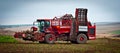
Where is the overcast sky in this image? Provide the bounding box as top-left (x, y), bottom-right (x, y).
top-left (0, 0), bottom-right (120, 25)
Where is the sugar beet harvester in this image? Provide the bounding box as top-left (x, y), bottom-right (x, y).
top-left (14, 8), bottom-right (96, 44)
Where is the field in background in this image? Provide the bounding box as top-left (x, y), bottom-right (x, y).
top-left (0, 35), bottom-right (120, 53)
top-left (111, 30), bottom-right (120, 35)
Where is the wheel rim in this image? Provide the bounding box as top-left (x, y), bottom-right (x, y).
top-left (80, 37), bottom-right (84, 41)
top-left (49, 37), bottom-right (53, 41)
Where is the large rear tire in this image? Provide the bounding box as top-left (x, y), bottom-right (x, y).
top-left (45, 34), bottom-right (55, 44)
top-left (76, 33), bottom-right (87, 44)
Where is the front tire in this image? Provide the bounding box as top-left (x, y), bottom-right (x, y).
top-left (76, 33), bottom-right (87, 44)
top-left (45, 34), bottom-right (55, 44)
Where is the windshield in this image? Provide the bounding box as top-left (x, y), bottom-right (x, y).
top-left (38, 20), bottom-right (50, 32)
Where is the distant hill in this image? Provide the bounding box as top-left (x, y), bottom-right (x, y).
top-left (0, 24), bottom-right (33, 29)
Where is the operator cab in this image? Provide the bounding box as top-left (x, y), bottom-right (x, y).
top-left (37, 20), bottom-right (50, 32)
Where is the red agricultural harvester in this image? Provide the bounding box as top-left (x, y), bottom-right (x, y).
top-left (14, 8), bottom-right (96, 44)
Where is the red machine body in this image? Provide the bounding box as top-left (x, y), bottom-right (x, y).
top-left (14, 8), bottom-right (96, 44)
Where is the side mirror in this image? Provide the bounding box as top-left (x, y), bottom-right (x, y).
top-left (33, 21), bottom-right (36, 26)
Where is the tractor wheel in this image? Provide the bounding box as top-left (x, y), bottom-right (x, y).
top-left (45, 34), bottom-right (55, 44)
top-left (76, 33), bottom-right (87, 44)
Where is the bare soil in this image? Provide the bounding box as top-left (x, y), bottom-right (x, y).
top-left (96, 24), bottom-right (120, 38)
